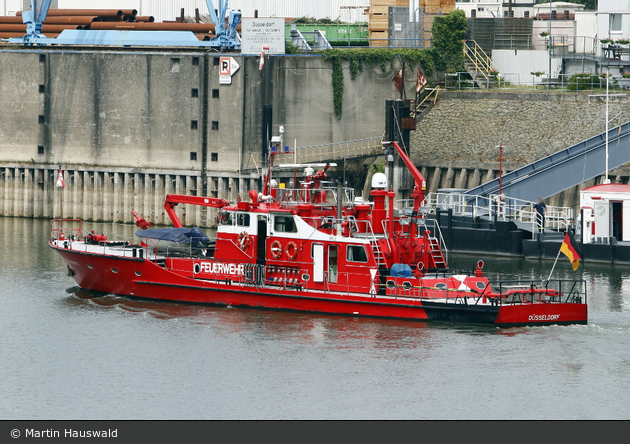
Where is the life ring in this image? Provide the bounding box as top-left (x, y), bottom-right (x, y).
top-left (59, 232), bottom-right (65, 240)
top-left (237, 231), bottom-right (251, 251)
top-left (270, 240), bottom-right (283, 259)
top-left (285, 241), bottom-right (298, 261)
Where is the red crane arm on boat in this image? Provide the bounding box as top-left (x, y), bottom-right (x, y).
top-left (164, 194), bottom-right (230, 228)
top-left (388, 141), bottom-right (427, 210)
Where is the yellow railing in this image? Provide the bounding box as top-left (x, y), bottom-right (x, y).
top-left (413, 85), bottom-right (441, 117)
top-left (463, 40), bottom-right (499, 81)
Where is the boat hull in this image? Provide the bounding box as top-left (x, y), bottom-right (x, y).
top-left (53, 244), bottom-right (587, 328)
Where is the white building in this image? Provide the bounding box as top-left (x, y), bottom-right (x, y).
top-left (580, 184), bottom-right (630, 244)
top-left (456, 0), bottom-right (586, 19)
top-left (596, 0), bottom-right (630, 42)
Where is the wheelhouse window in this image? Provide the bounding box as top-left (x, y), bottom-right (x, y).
top-left (347, 245), bottom-right (368, 263)
top-left (274, 215), bottom-right (297, 233)
top-left (236, 213), bottom-right (250, 227)
top-left (218, 211), bottom-right (234, 225)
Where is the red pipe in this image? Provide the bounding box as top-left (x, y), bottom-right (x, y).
top-left (0, 16), bottom-right (100, 24)
top-left (88, 21), bottom-right (240, 32)
top-left (17, 9), bottom-right (136, 18)
top-left (0, 24), bottom-right (80, 32)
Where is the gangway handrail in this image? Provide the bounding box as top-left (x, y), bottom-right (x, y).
top-left (464, 120), bottom-right (630, 202)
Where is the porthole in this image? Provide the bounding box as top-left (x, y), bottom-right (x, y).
top-left (135, 271), bottom-right (141, 276)
top-left (435, 282), bottom-right (447, 290)
top-left (476, 282), bottom-right (486, 290)
top-left (386, 280), bottom-right (396, 289)
top-left (87, 264), bottom-right (93, 269)
top-left (111, 268), bottom-right (118, 273)
top-left (402, 281), bottom-right (412, 289)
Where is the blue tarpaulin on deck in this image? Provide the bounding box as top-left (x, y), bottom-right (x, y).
top-left (135, 227), bottom-right (210, 245)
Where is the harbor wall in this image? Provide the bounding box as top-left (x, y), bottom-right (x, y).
top-left (0, 49), bottom-right (408, 224)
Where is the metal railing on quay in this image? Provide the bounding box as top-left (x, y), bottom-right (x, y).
top-left (425, 192), bottom-right (573, 232)
top-left (273, 136), bottom-right (384, 165)
top-left (444, 71), bottom-right (630, 94)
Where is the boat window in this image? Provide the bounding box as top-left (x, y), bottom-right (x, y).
top-left (236, 213), bottom-right (250, 227)
top-left (347, 245), bottom-right (368, 263)
top-left (435, 282), bottom-right (447, 290)
top-left (218, 211), bottom-right (233, 225)
top-left (476, 282), bottom-right (486, 290)
top-left (274, 215), bottom-right (297, 233)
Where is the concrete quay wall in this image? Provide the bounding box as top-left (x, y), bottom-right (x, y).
top-left (0, 50), bottom-right (406, 223)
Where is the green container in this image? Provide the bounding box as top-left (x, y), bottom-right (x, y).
top-left (286, 23), bottom-right (369, 46)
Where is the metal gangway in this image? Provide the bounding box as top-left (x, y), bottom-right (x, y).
top-left (424, 192), bottom-right (574, 234)
top-left (465, 121), bottom-right (630, 203)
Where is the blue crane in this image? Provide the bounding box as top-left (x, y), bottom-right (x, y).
top-left (20, 0), bottom-right (53, 44)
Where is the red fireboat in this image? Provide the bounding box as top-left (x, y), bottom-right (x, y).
top-left (50, 142), bottom-right (587, 327)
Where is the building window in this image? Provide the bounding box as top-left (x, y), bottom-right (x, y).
top-left (37, 146), bottom-right (44, 154)
top-left (38, 115), bottom-right (45, 124)
top-left (39, 84), bottom-right (45, 93)
top-left (170, 58), bottom-right (180, 73)
top-left (213, 57), bottom-right (220, 66)
top-left (211, 152), bottom-right (218, 161)
top-left (611, 14), bottom-right (622, 32)
top-left (190, 152), bottom-right (197, 161)
top-left (191, 120), bottom-right (198, 130)
top-left (524, 11), bottom-right (530, 18)
top-left (212, 89), bottom-right (219, 98)
top-left (191, 88), bottom-right (199, 98)
top-left (211, 121), bottom-right (219, 131)
top-left (471, 9), bottom-right (476, 18)
top-left (192, 57), bottom-right (199, 66)
top-left (39, 54), bottom-right (45, 63)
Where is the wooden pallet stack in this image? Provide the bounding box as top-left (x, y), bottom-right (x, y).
top-left (368, 0), bottom-right (455, 47)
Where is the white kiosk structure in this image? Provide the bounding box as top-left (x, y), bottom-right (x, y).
top-left (580, 183), bottom-right (630, 244)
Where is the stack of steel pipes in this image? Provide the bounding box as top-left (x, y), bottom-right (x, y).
top-left (0, 8), bottom-right (234, 41)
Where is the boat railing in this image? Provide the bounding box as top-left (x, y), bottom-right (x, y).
top-left (274, 185), bottom-right (355, 208)
top-left (379, 278), bottom-right (586, 305)
top-left (50, 219), bottom-right (84, 243)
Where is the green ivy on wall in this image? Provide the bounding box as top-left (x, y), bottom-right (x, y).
top-left (317, 48), bottom-right (435, 120)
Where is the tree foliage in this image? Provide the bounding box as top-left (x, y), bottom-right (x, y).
top-left (318, 48), bottom-right (435, 119)
top-left (430, 9), bottom-right (468, 72)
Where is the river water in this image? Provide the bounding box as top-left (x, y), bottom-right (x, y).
top-left (1, 217), bottom-right (630, 420)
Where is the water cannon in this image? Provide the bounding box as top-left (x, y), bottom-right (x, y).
top-left (132, 210), bottom-right (153, 230)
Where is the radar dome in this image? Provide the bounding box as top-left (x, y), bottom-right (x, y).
top-left (371, 173), bottom-right (388, 189)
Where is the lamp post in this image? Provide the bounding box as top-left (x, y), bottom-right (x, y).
top-left (604, 71), bottom-right (611, 184)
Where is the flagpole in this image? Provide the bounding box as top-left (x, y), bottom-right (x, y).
top-left (546, 247), bottom-right (562, 284)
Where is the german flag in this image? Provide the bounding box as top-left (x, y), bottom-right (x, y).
top-left (560, 233), bottom-right (582, 270)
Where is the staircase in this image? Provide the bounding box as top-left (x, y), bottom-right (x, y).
top-left (463, 40), bottom-right (499, 89)
top-left (370, 239), bottom-right (387, 268)
top-left (427, 237), bottom-right (447, 269)
top-left (412, 86), bottom-right (441, 122)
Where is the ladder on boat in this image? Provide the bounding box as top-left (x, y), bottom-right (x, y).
top-left (370, 239), bottom-right (388, 268)
top-left (428, 237), bottom-right (447, 269)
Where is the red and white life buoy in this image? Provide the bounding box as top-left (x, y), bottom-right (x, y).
top-left (285, 241), bottom-right (298, 261)
top-left (271, 240), bottom-right (283, 259)
top-left (238, 231), bottom-right (251, 251)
